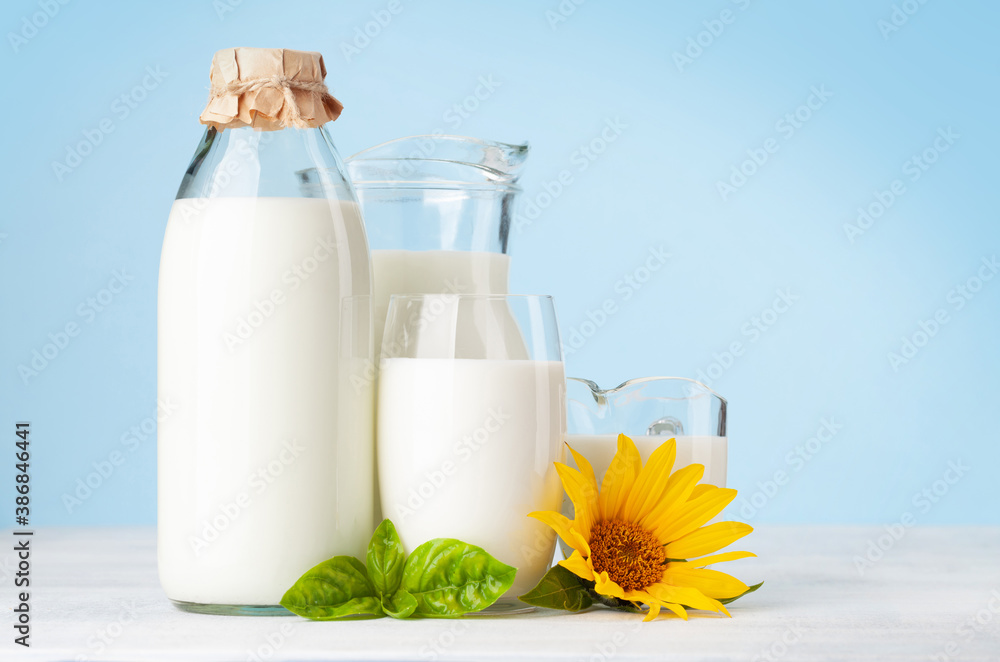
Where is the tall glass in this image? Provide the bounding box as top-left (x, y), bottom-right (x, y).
top-left (377, 294), bottom-right (565, 612)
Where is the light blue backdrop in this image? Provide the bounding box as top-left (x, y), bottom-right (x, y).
top-left (1, 0), bottom-right (996, 527)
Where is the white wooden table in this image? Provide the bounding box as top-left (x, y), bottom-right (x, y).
top-left (2, 526), bottom-right (999, 661)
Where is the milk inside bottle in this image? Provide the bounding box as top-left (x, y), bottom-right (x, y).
top-left (157, 48), bottom-right (374, 614)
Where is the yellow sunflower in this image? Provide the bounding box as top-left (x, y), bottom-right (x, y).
top-left (529, 434), bottom-right (755, 621)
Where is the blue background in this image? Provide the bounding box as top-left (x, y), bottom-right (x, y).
top-left (1, 0), bottom-right (996, 527)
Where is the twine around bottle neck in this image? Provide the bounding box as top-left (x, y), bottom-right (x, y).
top-left (208, 75), bottom-right (336, 129)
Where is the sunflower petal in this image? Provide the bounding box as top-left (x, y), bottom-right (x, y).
top-left (558, 550), bottom-right (595, 582)
top-left (621, 434), bottom-right (643, 475)
top-left (621, 437), bottom-right (676, 522)
top-left (688, 484), bottom-right (715, 499)
top-left (599, 434), bottom-right (642, 520)
top-left (625, 589), bottom-right (690, 620)
top-left (647, 583), bottom-right (730, 617)
top-left (566, 442), bottom-right (599, 497)
top-left (639, 463), bottom-right (704, 531)
top-left (687, 550), bottom-right (756, 567)
top-left (660, 601), bottom-right (688, 620)
top-left (662, 565), bottom-right (749, 600)
top-left (554, 462), bottom-right (598, 539)
top-left (621, 590), bottom-right (665, 621)
top-left (622, 588), bottom-right (651, 602)
top-left (653, 486), bottom-right (738, 543)
top-left (569, 528), bottom-right (592, 558)
top-left (528, 510), bottom-right (578, 551)
top-left (594, 571), bottom-right (626, 599)
top-left (664, 521), bottom-right (753, 559)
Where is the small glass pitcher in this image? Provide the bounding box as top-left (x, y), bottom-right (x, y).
top-left (565, 376), bottom-right (728, 488)
top-left (559, 376), bottom-right (728, 558)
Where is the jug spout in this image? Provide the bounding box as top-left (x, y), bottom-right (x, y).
top-left (345, 135), bottom-right (528, 189)
top-left (567, 376), bottom-right (728, 438)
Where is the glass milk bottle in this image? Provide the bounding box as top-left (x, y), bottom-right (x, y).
top-left (158, 48), bottom-right (374, 614)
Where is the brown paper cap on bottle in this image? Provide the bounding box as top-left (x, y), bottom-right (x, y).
top-left (199, 47), bottom-right (343, 131)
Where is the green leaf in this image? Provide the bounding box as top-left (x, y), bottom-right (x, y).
top-left (367, 519), bottom-right (406, 597)
top-left (518, 564), bottom-right (594, 612)
top-left (718, 581), bottom-right (763, 606)
top-left (402, 538), bottom-right (517, 617)
top-left (280, 556), bottom-right (384, 620)
top-left (383, 589), bottom-right (418, 619)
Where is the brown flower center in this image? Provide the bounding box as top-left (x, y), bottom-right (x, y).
top-left (588, 519), bottom-right (666, 592)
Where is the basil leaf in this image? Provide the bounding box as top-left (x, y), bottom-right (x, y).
top-left (367, 519), bottom-right (406, 597)
top-left (518, 564), bottom-right (594, 612)
top-left (718, 581), bottom-right (763, 605)
top-left (402, 538), bottom-right (517, 617)
top-left (383, 588), bottom-right (418, 619)
top-left (280, 556), bottom-right (384, 620)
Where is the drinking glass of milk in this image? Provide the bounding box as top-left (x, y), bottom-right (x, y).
top-left (377, 294), bottom-right (566, 612)
top-left (560, 377), bottom-right (728, 554)
top-left (158, 48), bottom-right (375, 615)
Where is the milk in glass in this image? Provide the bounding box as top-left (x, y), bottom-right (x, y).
top-left (564, 434), bottom-right (728, 487)
top-left (376, 294), bottom-right (564, 611)
top-left (378, 358), bottom-right (565, 599)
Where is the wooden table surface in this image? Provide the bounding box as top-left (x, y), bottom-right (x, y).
top-left (2, 526), bottom-right (999, 661)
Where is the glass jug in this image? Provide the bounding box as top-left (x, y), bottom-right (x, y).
top-left (340, 135), bottom-right (528, 357)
